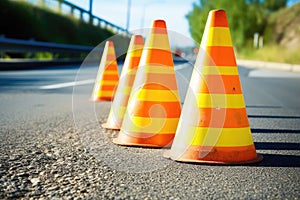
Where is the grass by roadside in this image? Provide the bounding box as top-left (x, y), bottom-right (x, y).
top-left (237, 45), bottom-right (300, 64)
top-left (0, 0), bottom-right (113, 46)
top-left (236, 2), bottom-right (300, 65)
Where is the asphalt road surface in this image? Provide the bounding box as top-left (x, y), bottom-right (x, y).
top-left (0, 60), bottom-right (300, 199)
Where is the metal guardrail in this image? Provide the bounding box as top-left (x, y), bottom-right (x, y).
top-left (0, 37), bottom-right (96, 54)
top-left (60, 0), bottom-right (128, 34)
top-left (21, 0), bottom-right (128, 35)
top-left (0, 36), bottom-right (188, 70)
top-left (0, 37), bottom-right (102, 69)
top-left (0, 37), bottom-right (132, 70)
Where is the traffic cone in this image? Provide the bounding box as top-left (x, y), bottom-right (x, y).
top-left (164, 10), bottom-right (263, 164)
top-left (102, 35), bottom-right (144, 130)
top-left (90, 41), bottom-right (119, 101)
top-left (113, 20), bottom-right (181, 147)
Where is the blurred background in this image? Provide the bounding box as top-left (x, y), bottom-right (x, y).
top-left (0, 0), bottom-right (299, 64)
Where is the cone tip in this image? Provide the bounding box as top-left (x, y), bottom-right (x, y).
top-left (152, 19), bottom-right (166, 29)
top-left (106, 40), bottom-right (114, 47)
top-left (209, 9), bottom-right (228, 27)
top-left (132, 35), bottom-right (144, 45)
top-left (210, 9), bottom-right (226, 15)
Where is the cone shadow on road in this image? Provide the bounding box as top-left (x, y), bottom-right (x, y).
top-left (254, 142), bottom-right (300, 167)
top-left (255, 142), bottom-right (300, 150)
top-left (167, 153), bottom-right (300, 167)
top-left (254, 154), bottom-right (300, 167)
top-left (248, 115), bottom-right (300, 119)
top-left (246, 105), bottom-right (282, 109)
top-left (251, 128), bottom-right (300, 134)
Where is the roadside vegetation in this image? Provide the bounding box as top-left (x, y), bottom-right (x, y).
top-left (187, 0), bottom-right (300, 64)
top-left (0, 0), bottom-right (129, 59)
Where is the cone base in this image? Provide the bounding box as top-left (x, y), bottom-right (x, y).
top-left (163, 150), bottom-right (263, 165)
top-left (112, 137), bottom-right (172, 148)
top-left (102, 123), bottom-right (121, 130)
top-left (89, 97), bottom-right (113, 102)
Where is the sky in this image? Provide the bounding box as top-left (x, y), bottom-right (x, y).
top-left (68, 0), bottom-right (197, 47)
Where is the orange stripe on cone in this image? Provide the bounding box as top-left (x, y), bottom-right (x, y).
top-left (129, 101), bottom-right (181, 118)
top-left (140, 49), bottom-right (174, 66)
top-left (100, 85), bottom-right (117, 91)
top-left (113, 20), bottom-right (181, 147)
top-left (102, 35), bottom-right (144, 130)
top-left (90, 41), bottom-right (119, 102)
top-left (196, 108), bottom-right (249, 128)
top-left (164, 10), bottom-right (262, 164)
top-left (101, 74), bottom-right (119, 81)
top-left (128, 57), bottom-right (142, 68)
top-left (191, 74), bottom-right (243, 94)
top-left (205, 46), bottom-right (236, 66)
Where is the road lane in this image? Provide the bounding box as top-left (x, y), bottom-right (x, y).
top-left (0, 62), bottom-right (299, 199)
top-left (39, 79), bottom-right (95, 90)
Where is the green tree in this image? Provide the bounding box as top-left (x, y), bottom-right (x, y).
top-left (186, 0), bottom-right (267, 49)
top-left (186, 0), bottom-right (211, 44)
top-left (264, 0), bottom-right (287, 11)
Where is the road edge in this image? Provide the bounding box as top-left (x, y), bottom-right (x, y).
top-left (237, 59), bottom-right (300, 73)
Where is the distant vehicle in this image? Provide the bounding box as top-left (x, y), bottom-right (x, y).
top-left (193, 47), bottom-right (199, 54)
top-left (174, 48), bottom-right (183, 57)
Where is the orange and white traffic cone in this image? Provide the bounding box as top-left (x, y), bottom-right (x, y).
top-left (113, 20), bottom-right (181, 147)
top-left (90, 41), bottom-right (119, 101)
top-left (102, 35), bottom-right (144, 130)
top-left (164, 10), bottom-right (263, 164)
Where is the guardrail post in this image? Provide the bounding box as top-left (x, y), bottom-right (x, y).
top-left (89, 15), bottom-right (93, 25)
top-left (80, 10), bottom-right (83, 21)
top-left (89, 0), bottom-right (93, 24)
top-left (70, 5), bottom-right (74, 17)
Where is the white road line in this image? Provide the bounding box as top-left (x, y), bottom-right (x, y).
top-left (39, 79), bottom-right (95, 89)
top-left (39, 64), bottom-right (191, 90)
